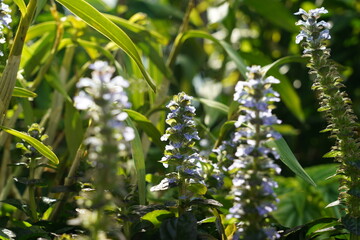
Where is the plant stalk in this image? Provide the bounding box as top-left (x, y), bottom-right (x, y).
top-left (0, 0), bottom-right (38, 125)
top-left (28, 158), bottom-right (38, 222)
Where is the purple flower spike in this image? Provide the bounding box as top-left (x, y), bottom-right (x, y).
top-left (226, 65), bottom-right (282, 239)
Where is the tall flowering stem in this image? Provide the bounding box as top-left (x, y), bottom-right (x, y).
top-left (73, 61), bottom-right (135, 239)
top-left (295, 8), bottom-right (360, 235)
top-left (227, 66), bottom-right (281, 240)
top-left (151, 92), bottom-right (204, 215)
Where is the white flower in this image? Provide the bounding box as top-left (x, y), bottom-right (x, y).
top-left (294, 7), bottom-right (331, 49)
top-left (74, 61), bottom-right (134, 157)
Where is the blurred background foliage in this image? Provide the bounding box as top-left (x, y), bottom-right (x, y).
top-left (1, 0), bottom-right (360, 232)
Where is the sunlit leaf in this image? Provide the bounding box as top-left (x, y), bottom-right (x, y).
top-left (0, 126), bottom-right (59, 165)
top-left (181, 30), bottom-right (247, 77)
top-left (266, 137), bottom-right (316, 186)
top-left (14, 0), bottom-right (27, 17)
top-left (124, 109), bottom-right (165, 149)
top-left (262, 56), bottom-right (307, 75)
top-left (197, 98), bottom-right (229, 114)
top-left (55, 0), bottom-right (156, 92)
top-left (125, 117), bottom-right (146, 205)
top-left (142, 210), bottom-right (173, 228)
top-left (12, 87), bottom-right (37, 98)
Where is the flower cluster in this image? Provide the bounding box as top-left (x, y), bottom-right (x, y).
top-left (0, 1), bottom-right (11, 56)
top-left (73, 61), bottom-right (134, 238)
top-left (151, 92), bottom-right (205, 206)
top-left (294, 7), bottom-right (330, 54)
top-left (227, 66), bottom-right (281, 240)
top-left (74, 61), bottom-right (134, 156)
top-left (295, 8), bottom-right (360, 227)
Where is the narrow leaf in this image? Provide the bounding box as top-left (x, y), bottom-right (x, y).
top-left (180, 30), bottom-right (247, 76)
top-left (266, 137), bottom-right (316, 186)
top-left (0, 126), bottom-right (59, 165)
top-left (124, 109), bottom-right (165, 149)
top-left (262, 56), bottom-right (307, 76)
top-left (323, 150), bottom-right (342, 158)
top-left (14, 0), bottom-right (27, 17)
top-left (125, 118), bottom-right (146, 205)
top-left (142, 210), bottom-right (173, 228)
top-left (55, 0), bottom-right (156, 92)
top-left (197, 98), bottom-right (229, 114)
top-left (104, 13), bottom-right (167, 44)
top-left (214, 121), bottom-right (236, 149)
top-left (64, 102), bottom-right (85, 159)
top-left (12, 87), bottom-right (37, 98)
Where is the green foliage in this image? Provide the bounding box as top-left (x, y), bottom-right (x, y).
top-left (0, 126), bottom-right (59, 165)
top-left (1, 0), bottom-right (360, 239)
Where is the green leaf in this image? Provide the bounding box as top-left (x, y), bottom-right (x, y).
top-left (0, 126), bottom-right (59, 165)
top-left (266, 137), bottom-right (316, 186)
top-left (64, 102), bottom-right (85, 159)
top-left (262, 56), bottom-right (307, 76)
top-left (197, 98), bottom-right (229, 115)
top-left (214, 121), bottom-right (236, 149)
top-left (77, 38), bottom-right (115, 62)
top-left (142, 210), bottom-right (173, 228)
top-left (0, 199), bottom-right (30, 216)
top-left (104, 13), bottom-right (167, 44)
top-left (125, 117), bottom-right (146, 205)
top-left (188, 183), bottom-right (207, 195)
top-left (27, 22), bottom-right (57, 41)
top-left (14, 0), bottom-right (27, 17)
top-left (12, 87), bottom-right (37, 98)
top-left (181, 30), bottom-right (247, 77)
top-left (124, 109), bottom-right (165, 149)
top-left (55, 0), bottom-right (156, 92)
top-left (281, 217), bottom-right (345, 239)
top-left (243, 0), bottom-right (298, 32)
top-left (190, 199), bottom-right (223, 208)
top-left (323, 150), bottom-right (342, 158)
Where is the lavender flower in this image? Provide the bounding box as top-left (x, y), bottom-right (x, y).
top-left (151, 92), bottom-right (206, 213)
top-left (73, 61), bottom-right (134, 238)
top-left (227, 66), bottom-right (281, 240)
top-left (0, 1), bottom-right (11, 56)
top-left (74, 61), bottom-right (134, 157)
top-left (294, 7), bottom-right (330, 54)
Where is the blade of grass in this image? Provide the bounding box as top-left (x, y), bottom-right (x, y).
top-left (14, 0), bottom-right (27, 17)
top-left (266, 137), bottom-right (316, 187)
top-left (12, 87), bottom-right (37, 98)
top-left (55, 0), bottom-right (156, 92)
top-left (0, 126), bottom-right (59, 165)
top-left (125, 118), bottom-right (146, 205)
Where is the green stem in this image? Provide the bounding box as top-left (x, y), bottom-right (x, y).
top-left (28, 158), bottom-right (38, 222)
top-left (178, 179), bottom-right (186, 216)
top-left (166, 0), bottom-right (194, 68)
top-left (48, 145), bottom-right (84, 221)
top-left (0, 0), bottom-right (38, 125)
